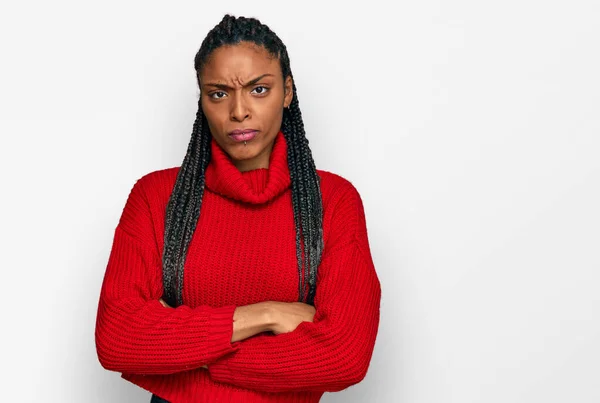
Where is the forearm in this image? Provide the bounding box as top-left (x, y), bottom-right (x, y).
top-left (162, 299), bottom-right (274, 342)
top-left (161, 299), bottom-right (275, 369)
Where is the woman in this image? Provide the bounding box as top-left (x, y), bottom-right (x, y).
top-left (95, 14), bottom-right (381, 403)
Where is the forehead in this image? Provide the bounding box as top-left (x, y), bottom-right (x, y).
top-left (200, 41), bottom-right (280, 83)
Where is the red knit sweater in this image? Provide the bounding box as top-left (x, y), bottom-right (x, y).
top-left (95, 130), bottom-right (381, 402)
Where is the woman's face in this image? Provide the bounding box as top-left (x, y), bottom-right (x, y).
top-left (198, 41), bottom-right (293, 172)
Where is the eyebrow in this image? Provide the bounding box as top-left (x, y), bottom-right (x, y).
top-left (204, 73), bottom-right (275, 90)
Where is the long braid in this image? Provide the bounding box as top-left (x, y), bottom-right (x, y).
top-left (162, 14), bottom-right (324, 307)
top-left (281, 81), bottom-right (324, 304)
top-left (162, 97), bottom-right (212, 307)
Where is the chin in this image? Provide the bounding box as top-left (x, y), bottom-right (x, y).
top-left (228, 142), bottom-right (259, 158)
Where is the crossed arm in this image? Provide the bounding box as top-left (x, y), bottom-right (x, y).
top-left (157, 297), bottom-right (317, 370)
top-left (155, 236), bottom-right (380, 394)
top-left (96, 176), bottom-right (381, 392)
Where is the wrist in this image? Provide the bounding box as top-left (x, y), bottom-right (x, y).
top-left (261, 301), bottom-right (278, 332)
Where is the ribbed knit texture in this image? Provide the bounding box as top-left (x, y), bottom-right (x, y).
top-left (95, 130), bottom-right (382, 402)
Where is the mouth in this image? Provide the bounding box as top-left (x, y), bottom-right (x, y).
top-left (228, 129), bottom-right (258, 143)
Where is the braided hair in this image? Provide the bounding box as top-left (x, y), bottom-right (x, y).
top-left (161, 14), bottom-right (324, 308)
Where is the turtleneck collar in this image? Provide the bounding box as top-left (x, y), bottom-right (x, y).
top-left (204, 130), bottom-right (291, 204)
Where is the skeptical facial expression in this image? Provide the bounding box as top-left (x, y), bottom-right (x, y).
top-left (198, 41), bottom-right (293, 172)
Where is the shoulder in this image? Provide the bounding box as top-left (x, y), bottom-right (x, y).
top-left (136, 166), bottom-right (180, 189)
top-left (317, 169), bottom-right (369, 250)
top-left (316, 169), bottom-right (364, 210)
top-left (130, 166), bottom-right (180, 200)
top-left (121, 167), bottom-right (180, 218)
top-left (118, 167), bottom-right (180, 240)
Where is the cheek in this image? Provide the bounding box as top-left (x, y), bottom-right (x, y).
top-left (201, 100), bottom-right (224, 124)
top-left (256, 96), bottom-right (283, 117)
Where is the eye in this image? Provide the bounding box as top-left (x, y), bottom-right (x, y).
top-left (210, 91), bottom-right (227, 99)
top-left (251, 86), bottom-right (269, 95)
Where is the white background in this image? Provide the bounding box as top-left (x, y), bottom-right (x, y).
top-left (1, 1), bottom-right (599, 402)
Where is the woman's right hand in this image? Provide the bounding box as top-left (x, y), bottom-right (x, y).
top-left (267, 301), bottom-right (316, 335)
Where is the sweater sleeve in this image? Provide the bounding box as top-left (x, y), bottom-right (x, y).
top-left (206, 182), bottom-right (381, 393)
top-left (94, 175), bottom-right (241, 375)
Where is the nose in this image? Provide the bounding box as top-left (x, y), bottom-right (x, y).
top-left (230, 92), bottom-right (250, 122)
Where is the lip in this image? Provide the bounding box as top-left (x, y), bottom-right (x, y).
top-left (229, 129), bottom-right (258, 135)
top-left (228, 129), bottom-right (258, 143)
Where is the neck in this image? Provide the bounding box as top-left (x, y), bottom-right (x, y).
top-left (204, 129), bottom-right (291, 204)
